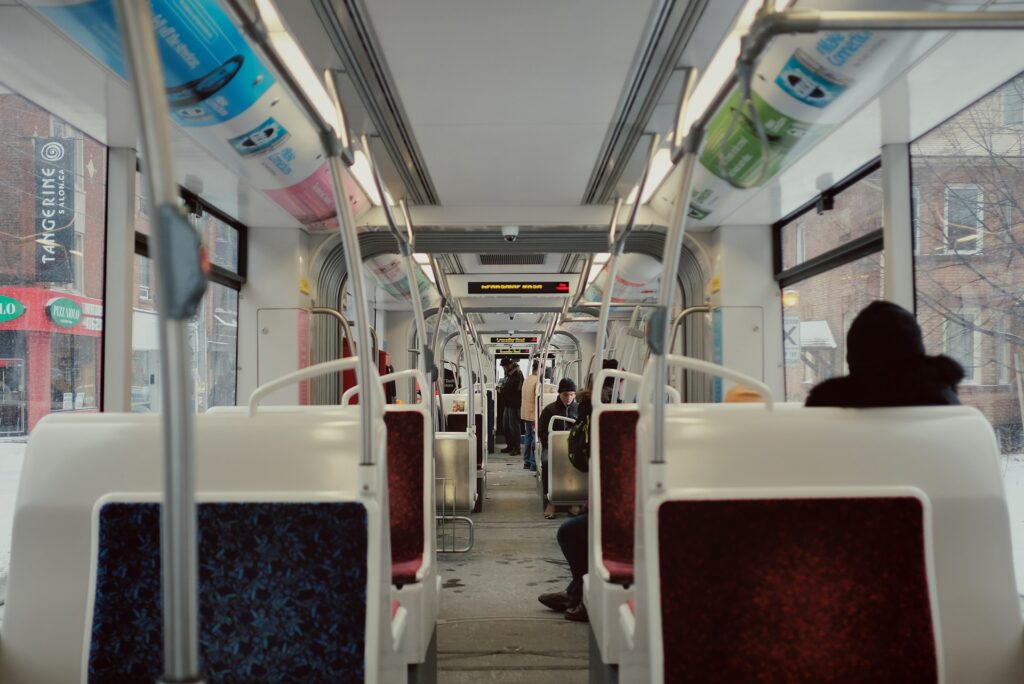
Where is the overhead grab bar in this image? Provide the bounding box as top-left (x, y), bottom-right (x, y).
top-left (343, 368), bottom-right (428, 405)
top-left (113, 1), bottom-right (208, 681)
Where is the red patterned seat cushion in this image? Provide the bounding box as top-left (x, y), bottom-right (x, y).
top-left (385, 411), bottom-right (425, 585)
top-left (657, 497), bottom-right (938, 683)
top-left (598, 410), bottom-right (638, 586)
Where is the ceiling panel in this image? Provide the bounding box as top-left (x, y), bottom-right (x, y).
top-left (362, 0), bottom-right (657, 206)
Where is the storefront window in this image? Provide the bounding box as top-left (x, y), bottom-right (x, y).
top-left (781, 253), bottom-right (883, 403)
top-left (0, 87), bottom-right (106, 436)
top-left (912, 70), bottom-right (1024, 589)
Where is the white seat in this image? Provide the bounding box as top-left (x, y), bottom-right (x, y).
top-left (0, 409), bottom-right (402, 684)
top-left (623, 403), bottom-right (1024, 684)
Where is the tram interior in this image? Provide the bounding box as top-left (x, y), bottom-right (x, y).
top-left (1, 0), bottom-right (1024, 682)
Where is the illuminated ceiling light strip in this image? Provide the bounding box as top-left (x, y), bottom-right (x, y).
top-left (678, 0), bottom-right (791, 140)
top-left (349, 150), bottom-right (383, 206)
top-left (254, 0), bottom-right (337, 133)
top-left (640, 148), bottom-right (674, 204)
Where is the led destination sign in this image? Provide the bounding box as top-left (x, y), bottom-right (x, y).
top-left (493, 348), bottom-right (531, 355)
top-left (490, 336), bottom-right (538, 345)
top-left (468, 281), bottom-right (570, 295)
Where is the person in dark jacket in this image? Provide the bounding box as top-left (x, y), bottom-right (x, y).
top-left (806, 301), bottom-right (965, 408)
top-left (538, 378), bottom-right (578, 519)
top-left (500, 358), bottom-right (524, 455)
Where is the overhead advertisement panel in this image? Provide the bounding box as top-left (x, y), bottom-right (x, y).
top-left (31, 0), bottom-right (340, 230)
top-left (468, 281), bottom-right (570, 295)
top-left (684, 1), bottom-right (947, 224)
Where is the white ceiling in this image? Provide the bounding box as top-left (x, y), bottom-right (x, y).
top-left (361, 0), bottom-right (657, 207)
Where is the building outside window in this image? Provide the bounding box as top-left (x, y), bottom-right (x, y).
top-left (0, 87), bottom-right (106, 437)
top-left (944, 184), bottom-right (984, 255)
top-left (131, 191), bottom-right (242, 414)
top-left (778, 166), bottom-right (884, 402)
top-left (913, 70), bottom-right (1024, 454)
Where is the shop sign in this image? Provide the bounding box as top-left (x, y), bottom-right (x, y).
top-left (46, 297), bottom-right (82, 328)
top-left (0, 295), bottom-right (26, 324)
top-left (34, 138), bottom-right (76, 283)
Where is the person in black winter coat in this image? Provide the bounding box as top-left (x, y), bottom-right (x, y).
top-left (538, 378), bottom-right (578, 518)
top-left (806, 301), bottom-right (965, 408)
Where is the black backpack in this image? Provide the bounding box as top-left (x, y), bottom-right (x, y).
top-left (567, 412), bottom-right (591, 472)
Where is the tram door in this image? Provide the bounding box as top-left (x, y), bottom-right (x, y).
top-left (0, 359), bottom-right (26, 436)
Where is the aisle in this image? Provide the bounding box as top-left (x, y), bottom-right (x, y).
top-left (436, 451), bottom-right (588, 683)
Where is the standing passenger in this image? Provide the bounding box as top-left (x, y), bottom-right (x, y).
top-left (806, 301), bottom-right (965, 407)
top-left (500, 358), bottom-right (524, 455)
top-left (520, 359), bottom-right (540, 471)
top-left (538, 378), bottom-right (578, 519)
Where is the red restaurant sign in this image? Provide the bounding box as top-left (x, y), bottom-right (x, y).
top-left (0, 287), bottom-right (102, 337)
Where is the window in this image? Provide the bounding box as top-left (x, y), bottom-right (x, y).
top-left (132, 183), bottom-right (244, 413)
top-left (780, 253), bottom-right (883, 403)
top-left (137, 255), bottom-right (152, 301)
top-left (779, 165), bottom-right (883, 270)
top-left (996, 314), bottom-right (1011, 387)
top-left (912, 70), bottom-right (1024, 591)
top-left (911, 186), bottom-right (921, 255)
top-left (942, 312), bottom-right (980, 385)
top-left (0, 88), bottom-right (106, 437)
top-left (1003, 79), bottom-right (1024, 126)
top-left (944, 184), bottom-right (984, 255)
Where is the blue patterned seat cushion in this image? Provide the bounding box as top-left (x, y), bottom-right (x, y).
top-left (89, 502), bottom-right (368, 683)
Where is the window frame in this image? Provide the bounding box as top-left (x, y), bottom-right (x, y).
top-left (1003, 82), bottom-right (1024, 126)
top-left (773, 158), bottom-right (883, 287)
top-left (942, 183), bottom-right (984, 256)
top-left (942, 309), bottom-right (982, 385)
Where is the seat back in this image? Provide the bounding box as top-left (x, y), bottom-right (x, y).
top-left (638, 404), bottom-right (1024, 684)
top-left (435, 432), bottom-right (475, 513)
top-left (657, 494), bottom-right (937, 683)
top-left (1, 410), bottom-right (388, 684)
top-left (592, 406), bottom-right (638, 584)
top-left (385, 405), bottom-right (431, 585)
top-left (547, 417), bottom-right (587, 505)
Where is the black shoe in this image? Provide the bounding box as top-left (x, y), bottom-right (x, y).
top-left (523, 463), bottom-right (531, 469)
top-left (509, 450), bottom-right (521, 456)
top-left (565, 602), bottom-right (589, 622)
top-left (500, 447), bottom-right (514, 454)
top-left (538, 591), bottom-right (576, 612)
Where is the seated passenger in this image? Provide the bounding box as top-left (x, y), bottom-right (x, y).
top-left (538, 389), bottom-right (592, 622)
top-left (538, 378), bottom-right (578, 519)
top-left (806, 301), bottom-right (965, 408)
top-left (599, 358), bottom-right (619, 404)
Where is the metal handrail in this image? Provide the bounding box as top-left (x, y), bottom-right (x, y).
top-left (113, 1), bottom-right (207, 680)
top-left (254, 357), bottom-right (383, 414)
top-left (323, 73), bottom-right (376, 467)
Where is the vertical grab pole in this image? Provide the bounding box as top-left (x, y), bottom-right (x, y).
top-left (324, 73), bottom-right (376, 466)
top-left (113, 1), bottom-right (208, 681)
top-left (651, 69), bottom-right (700, 466)
top-left (399, 200), bottom-right (431, 380)
top-left (593, 199), bottom-right (624, 379)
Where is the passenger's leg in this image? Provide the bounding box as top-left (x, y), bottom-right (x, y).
top-left (557, 513), bottom-right (588, 603)
top-left (542, 450), bottom-right (555, 517)
top-left (523, 422), bottom-right (535, 469)
top-left (501, 407), bottom-right (514, 452)
top-left (538, 513), bottom-right (588, 613)
top-left (509, 408), bottom-right (521, 455)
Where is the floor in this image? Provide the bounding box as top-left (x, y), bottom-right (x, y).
top-left (436, 450), bottom-right (589, 683)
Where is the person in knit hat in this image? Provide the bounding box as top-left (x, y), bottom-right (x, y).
top-left (538, 378), bottom-right (578, 518)
top-left (806, 301), bottom-right (964, 407)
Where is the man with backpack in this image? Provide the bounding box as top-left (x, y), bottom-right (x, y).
top-left (538, 388), bottom-right (591, 622)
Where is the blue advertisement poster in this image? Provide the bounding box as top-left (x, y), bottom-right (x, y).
top-left (36, 0), bottom-right (274, 127)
